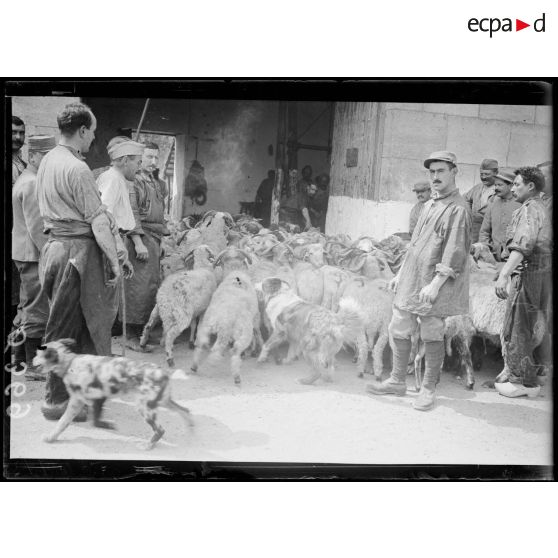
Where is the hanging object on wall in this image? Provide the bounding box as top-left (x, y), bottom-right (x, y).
top-left (183, 159), bottom-right (208, 206)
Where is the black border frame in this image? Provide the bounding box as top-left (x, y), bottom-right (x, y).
top-left (3, 78), bottom-right (556, 481)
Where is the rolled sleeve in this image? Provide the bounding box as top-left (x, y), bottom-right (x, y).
top-left (71, 165), bottom-right (105, 223)
top-left (506, 205), bottom-right (539, 258)
top-left (126, 182), bottom-right (144, 236)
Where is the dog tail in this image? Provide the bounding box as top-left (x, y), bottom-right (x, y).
top-left (336, 297), bottom-right (365, 343)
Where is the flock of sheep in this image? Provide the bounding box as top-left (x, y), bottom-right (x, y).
top-left (138, 211), bottom-right (508, 389)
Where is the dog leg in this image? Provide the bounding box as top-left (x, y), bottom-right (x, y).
top-left (257, 329), bottom-right (286, 363)
top-left (138, 405), bottom-right (165, 450)
top-left (140, 305), bottom-right (160, 348)
top-left (92, 398), bottom-right (116, 430)
top-left (322, 361), bottom-right (335, 383)
top-left (43, 397), bottom-right (86, 443)
top-left (230, 348), bottom-right (243, 386)
top-left (355, 331), bottom-right (368, 378)
top-left (165, 398), bottom-right (195, 428)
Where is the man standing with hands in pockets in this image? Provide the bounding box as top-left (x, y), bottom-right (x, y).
top-left (367, 151), bottom-right (472, 411)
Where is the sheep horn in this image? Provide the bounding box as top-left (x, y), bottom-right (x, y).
top-left (213, 248), bottom-right (229, 267)
top-left (176, 230), bottom-right (189, 246)
top-left (237, 249), bottom-right (253, 265)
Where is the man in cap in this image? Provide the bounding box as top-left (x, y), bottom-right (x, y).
top-left (36, 102), bottom-right (133, 420)
top-left (12, 115), bottom-right (27, 184)
top-left (464, 158), bottom-right (499, 243)
top-left (475, 170), bottom-right (521, 262)
top-left (408, 180), bottom-right (431, 236)
top-left (97, 138), bottom-right (145, 235)
top-left (124, 141), bottom-right (169, 351)
top-left (537, 161), bottom-right (552, 212)
top-left (367, 151), bottom-right (471, 411)
top-left (11, 135), bottom-right (56, 380)
top-left (493, 167), bottom-right (552, 398)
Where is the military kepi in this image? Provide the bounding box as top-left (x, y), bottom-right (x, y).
top-left (480, 158), bottom-right (499, 170)
top-left (28, 135), bottom-right (56, 152)
top-left (424, 150), bottom-right (457, 169)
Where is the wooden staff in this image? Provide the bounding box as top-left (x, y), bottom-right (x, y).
top-left (135, 99), bottom-right (151, 140)
top-left (120, 273), bottom-right (127, 357)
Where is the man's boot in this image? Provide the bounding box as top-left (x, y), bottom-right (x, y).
top-left (24, 338), bottom-right (46, 381)
top-left (367, 338), bottom-right (411, 396)
top-left (414, 340), bottom-right (444, 411)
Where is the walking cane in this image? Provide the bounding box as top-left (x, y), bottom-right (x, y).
top-left (120, 272), bottom-right (127, 357)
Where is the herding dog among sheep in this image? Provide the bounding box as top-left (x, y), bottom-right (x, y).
top-left (256, 277), bottom-right (365, 385)
top-left (33, 339), bottom-right (194, 450)
top-left (191, 271), bottom-right (262, 385)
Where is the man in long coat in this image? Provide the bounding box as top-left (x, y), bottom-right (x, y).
top-left (367, 151), bottom-right (472, 411)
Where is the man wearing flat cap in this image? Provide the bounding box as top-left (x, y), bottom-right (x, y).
top-left (464, 158), bottom-right (499, 243)
top-left (368, 151), bottom-right (471, 411)
top-left (473, 170), bottom-right (521, 262)
top-left (11, 135), bottom-right (56, 380)
top-left (408, 180), bottom-right (431, 236)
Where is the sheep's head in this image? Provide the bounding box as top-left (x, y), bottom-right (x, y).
top-left (271, 242), bottom-right (295, 266)
top-left (161, 253), bottom-right (187, 278)
top-left (214, 247), bottom-right (253, 271)
top-left (303, 243), bottom-right (325, 268)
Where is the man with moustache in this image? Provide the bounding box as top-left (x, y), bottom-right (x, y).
top-left (11, 135), bottom-right (55, 380)
top-left (464, 158), bottom-right (499, 243)
top-left (494, 167), bottom-right (552, 398)
top-left (124, 141), bottom-right (169, 351)
top-left (367, 151), bottom-right (471, 411)
top-left (12, 116), bottom-right (27, 184)
top-left (408, 180), bottom-right (431, 236)
top-left (36, 102), bottom-right (133, 420)
top-left (475, 171), bottom-right (521, 262)
top-left (537, 161), bottom-right (552, 212)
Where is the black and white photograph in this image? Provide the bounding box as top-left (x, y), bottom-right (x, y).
top-left (3, 80), bottom-right (554, 476)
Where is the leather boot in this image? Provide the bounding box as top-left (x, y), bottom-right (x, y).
top-left (367, 338), bottom-right (411, 396)
top-left (414, 340), bottom-right (444, 411)
top-left (24, 338), bottom-right (46, 381)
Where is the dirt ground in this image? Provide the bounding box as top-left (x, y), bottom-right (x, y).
top-left (9, 330), bottom-right (553, 465)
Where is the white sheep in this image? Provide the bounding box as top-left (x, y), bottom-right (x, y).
top-left (140, 244), bottom-right (218, 367)
top-left (191, 270), bottom-right (262, 385)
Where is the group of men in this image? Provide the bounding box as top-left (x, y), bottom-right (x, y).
top-left (256, 164), bottom-right (330, 231)
top-left (10, 105), bottom-right (169, 420)
top-left (369, 151), bottom-right (552, 410)
top-left (9, 105), bottom-right (553, 418)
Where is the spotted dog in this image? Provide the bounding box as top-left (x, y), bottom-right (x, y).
top-left (33, 339), bottom-right (193, 449)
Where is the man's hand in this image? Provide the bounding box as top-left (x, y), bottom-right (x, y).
top-left (134, 241), bottom-right (149, 262)
top-left (388, 275), bottom-right (400, 294)
top-left (106, 261), bottom-right (121, 288)
top-left (122, 259), bottom-right (134, 279)
top-left (494, 274), bottom-right (509, 299)
top-left (418, 281), bottom-right (440, 304)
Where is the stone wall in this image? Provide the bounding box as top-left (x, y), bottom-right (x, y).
top-left (327, 101), bottom-right (552, 239)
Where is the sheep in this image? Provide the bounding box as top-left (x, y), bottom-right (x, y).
top-left (140, 244), bottom-right (218, 367)
top-left (412, 314), bottom-right (476, 392)
top-left (335, 276), bottom-right (393, 379)
top-left (191, 270), bottom-right (262, 385)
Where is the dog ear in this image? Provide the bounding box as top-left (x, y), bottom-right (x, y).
top-left (44, 347), bottom-right (59, 363)
top-left (58, 338), bottom-right (77, 351)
